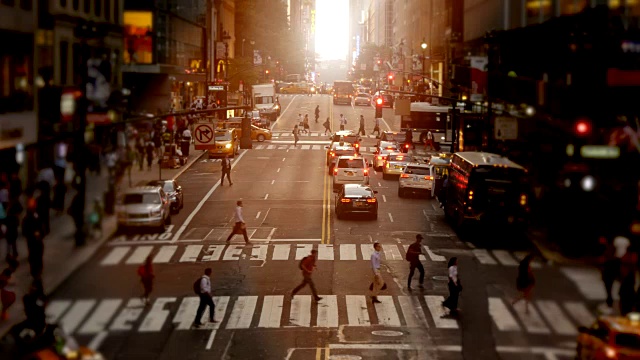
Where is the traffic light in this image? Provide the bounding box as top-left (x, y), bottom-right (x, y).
top-left (574, 118), bottom-right (592, 136)
top-left (375, 97), bottom-right (383, 118)
top-left (387, 74), bottom-right (394, 86)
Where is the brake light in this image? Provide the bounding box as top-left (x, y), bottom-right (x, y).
top-left (367, 198), bottom-right (377, 203)
top-left (333, 168), bottom-right (338, 175)
top-left (405, 144), bottom-right (409, 148)
top-left (331, 152), bottom-right (335, 157)
top-left (340, 198), bottom-right (351, 203)
top-left (604, 346), bottom-right (616, 359)
top-left (400, 174), bottom-right (410, 178)
top-left (520, 194), bottom-right (527, 206)
top-left (355, 143), bottom-right (359, 148)
top-left (424, 176), bottom-right (433, 180)
top-left (364, 169), bottom-right (369, 175)
top-left (468, 190), bottom-right (474, 200)
top-left (386, 163), bottom-right (390, 168)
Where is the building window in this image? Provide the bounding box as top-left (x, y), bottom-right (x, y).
top-left (1, 0), bottom-right (15, 6)
top-left (95, 0), bottom-right (101, 16)
top-left (19, 0), bottom-right (31, 10)
top-left (83, 0), bottom-right (89, 13)
top-left (72, 0), bottom-right (78, 11)
top-left (104, 0), bottom-right (110, 20)
top-left (59, 41), bottom-right (68, 85)
top-left (124, 11), bottom-right (154, 64)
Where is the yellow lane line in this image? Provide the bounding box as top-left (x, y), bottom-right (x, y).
top-left (324, 347), bottom-right (330, 360)
top-left (326, 171), bottom-right (331, 244)
top-left (321, 168), bottom-right (327, 244)
top-left (315, 347), bottom-right (322, 360)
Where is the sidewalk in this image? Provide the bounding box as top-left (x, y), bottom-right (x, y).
top-left (0, 146), bottom-right (207, 337)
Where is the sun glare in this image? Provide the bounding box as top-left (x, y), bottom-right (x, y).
top-left (315, 0), bottom-right (349, 61)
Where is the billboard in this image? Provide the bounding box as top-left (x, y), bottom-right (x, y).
top-left (124, 11), bottom-right (153, 64)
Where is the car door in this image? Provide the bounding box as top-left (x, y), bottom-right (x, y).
top-left (430, 166), bottom-right (437, 198)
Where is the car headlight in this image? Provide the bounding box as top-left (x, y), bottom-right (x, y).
top-left (151, 209), bottom-right (162, 216)
top-left (225, 143), bottom-right (232, 149)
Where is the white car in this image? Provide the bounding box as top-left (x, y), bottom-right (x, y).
top-left (353, 93), bottom-right (372, 106)
top-left (398, 162), bottom-right (434, 198)
top-left (117, 186), bottom-right (172, 231)
top-left (333, 156), bottom-right (370, 191)
top-left (373, 142), bottom-right (399, 171)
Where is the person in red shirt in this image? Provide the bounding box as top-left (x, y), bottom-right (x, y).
top-left (291, 250), bottom-right (322, 302)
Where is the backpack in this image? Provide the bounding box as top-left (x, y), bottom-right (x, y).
top-left (299, 256), bottom-right (308, 271)
top-left (193, 277), bottom-right (202, 294)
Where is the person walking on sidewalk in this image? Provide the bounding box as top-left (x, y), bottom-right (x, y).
top-left (193, 268), bottom-right (216, 327)
top-left (370, 243), bottom-right (385, 303)
top-left (182, 127), bottom-right (192, 156)
top-left (220, 155), bottom-right (233, 186)
top-left (315, 105), bottom-right (320, 123)
top-left (145, 139), bottom-right (155, 171)
top-left (372, 117), bottom-right (381, 136)
top-left (406, 234), bottom-right (425, 290)
top-left (136, 138), bottom-right (146, 171)
top-left (291, 249), bottom-right (322, 302)
top-left (443, 257), bottom-right (461, 316)
top-left (4, 202), bottom-right (20, 263)
top-left (226, 200), bottom-right (250, 244)
top-left (293, 125), bottom-right (300, 147)
top-left (23, 200), bottom-right (45, 281)
top-left (323, 117), bottom-right (331, 135)
top-left (138, 255), bottom-right (154, 306)
top-left (358, 115), bottom-right (366, 136)
top-left (339, 114), bottom-right (347, 131)
top-left (512, 254), bottom-right (536, 314)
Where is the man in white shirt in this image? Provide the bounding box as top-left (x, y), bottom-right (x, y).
top-left (339, 114), bottom-right (347, 131)
top-left (226, 200), bottom-right (250, 243)
top-left (370, 242), bottom-right (383, 303)
top-left (194, 268), bottom-right (216, 327)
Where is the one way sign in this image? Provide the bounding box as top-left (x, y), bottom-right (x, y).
top-left (194, 123), bottom-right (215, 150)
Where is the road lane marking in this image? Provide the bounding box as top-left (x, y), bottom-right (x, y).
top-left (226, 296), bottom-right (258, 329)
top-left (296, 244), bottom-right (313, 260)
top-left (424, 295), bottom-right (458, 328)
top-left (267, 144), bottom-right (276, 149)
top-left (424, 246), bottom-right (446, 261)
top-left (536, 300), bottom-right (577, 335)
top-left (563, 301), bottom-right (595, 327)
top-left (101, 247), bottom-right (130, 266)
top-left (277, 168), bottom-right (281, 172)
top-left (317, 244), bottom-right (334, 260)
top-left (488, 297), bottom-right (521, 331)
top-left (383, 246), bottom-right (403, 261)
top-left (512, 300), bottom-right (550, 334)
top-left (560, 267), bottom-right (607, 300)
top-left (316, 295), bottom-right (338, 328)
top-left (388, 213), bottom-right (394, 222)
top-left (46, 300), bottom-right (72, 323)
top-left (256, 211), bottom-right (261, 219)
top-left (513, 251), bottom-right (542, 268)
top-left (178, 245), bottom-right (202, 262)
top-left (223, 245), bottom-right (243, 261)
top-left (78, 299), bottom-right (122, 335)
top-left (472, 249), bottom-right (498, 265)
top-left (382, 195), bottom-right (387, 202)
top-left (346, 295), bottom-right (370, 326)
top-left (289, 295), bottom-right (311, 327)
top-left (202, 245), bottom-right (225, 261)
top-left (60, 299), bottom-right (96, 334)
top-left (378, 182), bottom-right (382, 187)
top-left (110, 299), bottom-right (144, 331)
top-left (251, 245), bottom-right (268, 261)
top-left (492, 250), bottom-right (519, 266)
top-left (272, 244), bottom-right (291, 260)
top-left (264, 193), bottom-right (269, 200)
top-left (258, 295), bottom-right (283, 328)
top-left (172, 150), bottom-right (248, 242)
top-left (153, 245), bottom-right (177, 263)
top-left (88, 331), bottom-right (108, 352)
top-left (139, 297), bottom-right (176, 332)
top-left (205, 330), bottom-right (217, 350)
top-left (374, 296), bottom-right (401, 326)
top-left (340, 244), bottom-right (357, 260)
top-left (271, 180), bottom-right (275, 185)
top-left (282, 157), bottom-right (286, 162)
top-left (360, 244), bottom-right (374, 260)
top-left (173, 297), bottom-right (199, 330)
top-left (398, 296), bottom-right (428, 327)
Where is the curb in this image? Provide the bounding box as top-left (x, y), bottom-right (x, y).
top-left (0, 151), bottom-right (207, 339)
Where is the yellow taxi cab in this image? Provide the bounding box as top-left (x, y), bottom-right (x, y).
top-left (280, 82), bottom-right (309, 94)
top-left (218, 120), bottom-right (272, 142)
top-left (576, 312), bottom-right (640, 359)
top-left (207, 128), bottom-right (239, 159)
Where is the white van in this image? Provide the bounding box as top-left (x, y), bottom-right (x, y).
top-left (332, 156), bottom-right (370, 191)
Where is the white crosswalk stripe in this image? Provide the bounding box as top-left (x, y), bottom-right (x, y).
top-left (100, 243), bottom-right (537, 266)
top-left (47, 295), bottom-right (594, 344)
top-left (560, 267), bottom-right (607, 301)
top-left (251, 143), bottom-right (377, 152)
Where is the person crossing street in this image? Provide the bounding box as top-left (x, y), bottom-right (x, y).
top-left (314, 105), bottom-right (320, 123)
top-left (372, 117), bottom-right (381, 136)
top-left (323, 117), bottom-right (331, 135)
top-left (220, 154), bottom-right (233, 186)
top-left (291, 249), bottom-right (322, 302)
top-left (193, 268), bottom-right (216, 327)
top-left (370, 243), bottom-right (385, 303)
top-left (339, 114), bottom-right (347, 131)
top-left (226, 200), bottom-right (250, 244)
top-left (406, 234), bottom-right (425, 290)
top-left (358, 115), bottom-right (366, 136)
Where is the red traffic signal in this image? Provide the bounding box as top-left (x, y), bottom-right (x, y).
top-left (388, 74), bottom-right (394, 80)
top-left (574, 119), bottom-right (592, 136)
top-left (265, 70), bottom-right (270, 74)
top-left (375, 97), bottom-right (383, 106)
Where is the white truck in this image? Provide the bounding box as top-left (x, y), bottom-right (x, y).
top-left (251, 83), bottom-right (280, 121)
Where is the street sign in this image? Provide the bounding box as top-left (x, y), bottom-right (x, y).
top-left (194, 123), bottom-right (215, 150)
top-left (494, 117), bottom-right (518, 140)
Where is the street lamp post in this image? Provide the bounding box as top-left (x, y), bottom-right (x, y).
top-left (421, 39), bottom-right (428, 94)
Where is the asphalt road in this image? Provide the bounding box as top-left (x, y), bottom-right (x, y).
top-left (12, 94), bottom-right (611, 360)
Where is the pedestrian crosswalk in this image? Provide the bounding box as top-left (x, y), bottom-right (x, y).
top-left (251, 143), bottom-right (379, 152)
top-left (45, 295), bottom-right (595, 338)
top-left (270, 132), bottom-right (378, 139)
top-left (99, 243), bottom-right (543, 268)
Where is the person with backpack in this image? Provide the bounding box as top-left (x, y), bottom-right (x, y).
top-left (323, 117), bottom-right (331, 135)
top-left (138, 255), bottom-right (154, 306)
top-left (406, 234), bottom-right (425, 290)
top-left (193, 268), bottom-right (216, 327)
top-left (291, 250), bottom-right (322, 302)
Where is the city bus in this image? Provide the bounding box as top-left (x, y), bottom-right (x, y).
top-left (333, 80), bottom-right (355, 105)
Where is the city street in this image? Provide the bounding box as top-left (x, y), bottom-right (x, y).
top-left (27, 95), bottom-right (606, 359)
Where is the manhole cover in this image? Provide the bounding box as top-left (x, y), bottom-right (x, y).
top-left (371, 330), bottom-right (404, 337)
top-left (432, 276), bottom-right (449, 281)
top-left (329, 356), bottom-right (362, 360)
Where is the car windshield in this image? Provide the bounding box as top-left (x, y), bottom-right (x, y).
top-left (338, 159), bottom-right (365, 168)
top-left (336, 149), bottom-right (357, 156)
top-left (254, 96), bottom-right (273, 105)
top-left (404, 166), bottom-right (430, 175)
top-left (615, 333), bottom-right (640, 349)
top-left (433, 165), bottom-right (449, 177)
top-left (149, 181), bottom-right (174, 192)
top-left (344, 187), bottom-right (374, 197)
top-left (215, 132), bottom-right (231, 140)
top-left (123, 193), bottom-right (161, 205)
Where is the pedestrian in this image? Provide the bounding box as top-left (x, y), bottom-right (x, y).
top-left (35, 181), bottom-right (51, 236)
top-left (512, 254), bottom-right (536, 314)
top-left (4, 202), bottom-right (20, 263)
top-left (22, 280), bottom-right (47, 334)
top-left (89, 197), bottom-right (104, 239)
top-left (125, 145), bottom-right (136, 187)
top-left (137, 255), bottom-right (154, 306)
top-left (323, 117), bottom-right (331, 135)
top-left (293, 125), bottom-right (300, 147)
top-left (136, 138), bottom-right (145, 171)
top-left (372, 117), bottom-right (381, 136)
top-left (220, 154), bottom-right (233, 186)
top-left (193, 268), bottom-right (216, 327)
top-left (443, 257), bottom-right (461, 316)
top-left (225, 200), bottom-right (250, 244)
top-left (406, 234), bottom-right (425, 290)
top-left (425, 130), bottom-right (435, 151)
top-left (314, 105), bottom-right (320, 123)
top-left (601, 237), bottom-right (620, 309)
top-left (370, 242), bottom-right (385, 303)
top-left (303, 115), bottom-right (310, 134)
top-left (146, 139), bottom-right (155, 171)
top-left (339, 114), bottom-right (347, 131)
top-left (23, 200), bottom-right (45, 281)
top-left (291, 249), bottom-right (322, 302)
top-left (297, 113), bottom-right (303, 128)
top-left (439, 175), bottom-right (449, 209)
top-left (182, 127), bottom-right (192, 156)
top-left (404, 128), bottom-right (413, 151)
top-left (358, 115), bottom-right (366, 136)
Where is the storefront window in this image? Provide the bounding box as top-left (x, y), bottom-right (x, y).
top-left (526, 0), bottom-right (554, 25)
top-left (560, 0), bottom-right (587, 14)
top-left (124, 11), bottom-right (153, 64)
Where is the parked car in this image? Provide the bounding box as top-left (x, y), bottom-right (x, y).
top-left (147, 179), bottom-right (184, 213)
top-left (117, 186), bottom-right (171, 232)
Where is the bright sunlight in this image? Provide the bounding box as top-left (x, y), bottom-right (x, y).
top-left (314, 0), bottom-right (349, 61)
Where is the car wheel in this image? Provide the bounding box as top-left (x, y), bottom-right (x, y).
top-left (257, 134), bottom-right (265, 142)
